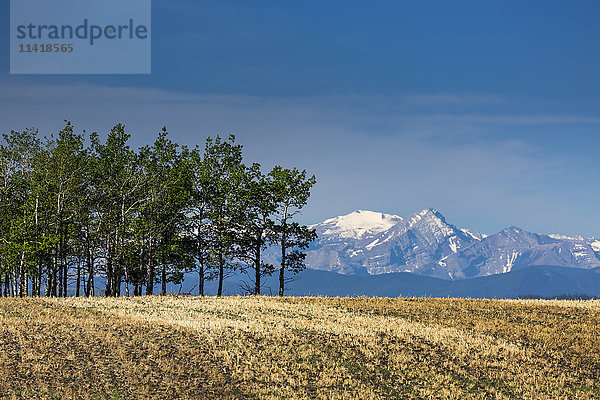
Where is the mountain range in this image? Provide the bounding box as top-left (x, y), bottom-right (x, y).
top-left (303, 209), bottom-right (600, 280)
top-left (157, 208), bottom-right (600, 299)
top-left (165, 266), bottom-right (600, 299)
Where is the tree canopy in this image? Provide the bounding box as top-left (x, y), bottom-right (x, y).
top-left (0, 122), bottom-right (317, 297)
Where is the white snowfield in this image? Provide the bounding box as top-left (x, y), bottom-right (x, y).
top-left (311, 210), bottom-right (403, 239)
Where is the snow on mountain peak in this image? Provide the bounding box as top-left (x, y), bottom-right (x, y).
top-left (409, 208), bottom-right (445, 223)
top-left (549, 233), bottom-right (585, 241)
top-left (503, 226), bottom-right (524, 235)
top-left (405, 208), bottom-right (455, 236)
top-left (314, 210), bottom-right (403, 239)
top-left (461, 228), bottom-right (487, 241)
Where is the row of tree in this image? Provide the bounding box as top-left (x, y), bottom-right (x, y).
top-left (0, 122), bottom-right (317, 297)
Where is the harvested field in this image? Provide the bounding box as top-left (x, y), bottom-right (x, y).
top-left (1, 296), bottom-right (599, 399)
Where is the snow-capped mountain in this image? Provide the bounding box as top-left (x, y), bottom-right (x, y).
top-left (313, 210), bottom-right (403, 241)
top-left (305, 210), bottom-right (404, 275)
top-left (304, 209), bottom-right (600, 280)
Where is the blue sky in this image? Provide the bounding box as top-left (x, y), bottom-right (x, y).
top-left (1, 0), bottom-right (600, 236)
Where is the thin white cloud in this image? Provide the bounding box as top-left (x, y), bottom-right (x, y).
top-left (420, 113), bottom-right (600, 125)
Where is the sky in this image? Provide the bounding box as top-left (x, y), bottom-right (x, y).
top-left (1, 0), bottom-right (600, 237)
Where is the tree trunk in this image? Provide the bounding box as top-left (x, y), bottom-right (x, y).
top-left (254, 243), bottom-right (261, 295)
top-left (146, 241), bottom-right (154, 295)
top-left (58, 251), bottom-right (63, 297)
top-left (160, 249), bottom-right (167, 296)
top-left (87, 250), bottom-right (94, 297)
top-left (161, 264), bottom-right (167, 296)
top-left (279, 209), bottom-right (289, 297)
top-left (279, 240), bottom-right (286, 297)
top-left (88, 273), bottom-right (95, 297)
top-left (85, 233), bottom-right (92, 297)
top-left (63, 261), bottom-right (68, 297)
top-left (50, 250), bottom-right (58, 297)
top-left (278, 267), bottom-right (284, 297)
top-left (136, 245), bottom-right (143, 296)
top-left (58, 223), bottom-right (68, 297)
top-left (105, 235), bottom-right (111, 296)
top-left (63, 268), bottom-right (68, 297)
top-left (76, 255), bottom-right (81, 297)
top-left (45, 266), bottom-right (52, 297)
top-left (12, 269), bottom-right (17, 297)
top-left (198, 259), bottom-right (204, 297)
top-left (197, 240), bottom-right (204, 296)
top-left (105, 256), bottom-right (113, 297)
top-left (82, 270), bottom-right (87, 297)
top-left (18, 252), bottom-right (25, 297)
top-left (37, 262), bottom-right (43, 296)
top-left (112, 270), bottom-right (121, 297)
top-left (19, 270), bottom-right (27, 297)
top-left (217, 249), bottom-right (224, 297)
top-left (124, 255), bottom-right (130, 297)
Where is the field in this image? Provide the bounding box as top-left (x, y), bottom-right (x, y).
top-left (1, 296), bottom-right (599, 399)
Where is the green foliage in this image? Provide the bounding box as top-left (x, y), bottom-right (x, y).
top-left (0, 124), bottom-right (317, 297)
top-left (268, 166), bottom-right (317, 296)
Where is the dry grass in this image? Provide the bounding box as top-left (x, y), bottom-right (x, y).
top-left (1, 296), bottom-right (600, 399)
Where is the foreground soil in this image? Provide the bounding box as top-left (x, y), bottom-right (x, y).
top-left (1, 296), bottom-right (599, 399)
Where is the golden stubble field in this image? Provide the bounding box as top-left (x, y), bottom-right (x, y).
top-left (0, 296), bottom-right (599, 399)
